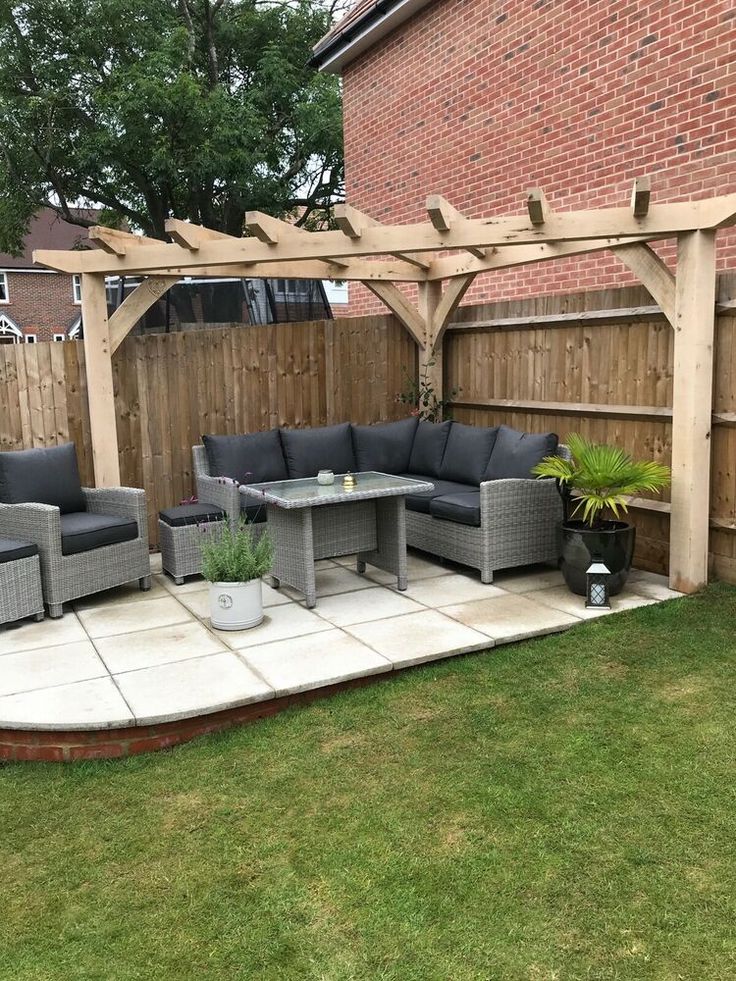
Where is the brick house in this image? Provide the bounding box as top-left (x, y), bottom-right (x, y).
top-left (0, 209), bottom-right (95, 343)
top-left (312, 0), bottom-right (736, 314)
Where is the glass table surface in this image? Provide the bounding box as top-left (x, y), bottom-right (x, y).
top-left (241, 472), bottom-right (434, 509)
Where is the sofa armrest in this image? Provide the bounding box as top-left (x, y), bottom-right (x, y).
top-left (195, 474), bottom-right (240, 527)
top-left (479, 477), bottom-right (562, 527)
top-left (0, 502), bottom-right (61, 553)
top-left (83, 487), bottom-right (149, 547)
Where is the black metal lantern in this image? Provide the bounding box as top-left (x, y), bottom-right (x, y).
top-left (585, 560), bottom-right (611, 609)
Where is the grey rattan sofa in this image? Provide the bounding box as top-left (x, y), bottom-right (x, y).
top-left (0, 443), bottom-right (151, 617)
top-left (193, 419), bottom-right (567, 584)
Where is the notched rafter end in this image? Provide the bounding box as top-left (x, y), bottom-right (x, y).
top-left (631, 176), bottom-right (652, 218)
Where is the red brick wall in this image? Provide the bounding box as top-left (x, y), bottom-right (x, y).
top-left (341, 0), bottom-right (736, 314)
top-left (1, 272), bottom-right (79, 340)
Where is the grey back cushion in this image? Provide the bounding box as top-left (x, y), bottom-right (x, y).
top-left (407, 420), bottom-right (452, 477)
top-left (440, 423), bottom-right (499, 485)
top-left (351, 417), bottom-right (418, 474)
top-left (203, 430), bottom-right (287, 484)
top-left (0, 442), bottom-right (86, 513)
top-left (280, 423), bottom-right (356, 478)
top-left (485, 425), bottom-right (559, 480)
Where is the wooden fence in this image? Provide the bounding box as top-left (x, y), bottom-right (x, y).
top-left (0, 316), bottom-right (416, 544)
top-left (445, 275), bottom-right (736, 579)
top-left (2, 279), bottom-right (736, 580)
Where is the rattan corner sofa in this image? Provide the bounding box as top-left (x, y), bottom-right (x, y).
top-left (0, 443), bottom-right (151, 617)
top-left (193, 419), bottom-right (567, 584)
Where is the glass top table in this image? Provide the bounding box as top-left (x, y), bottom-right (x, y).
top-left (240, 472), bottom-right (434, 607)
top-left (241, 472), bottom-right (433, 509)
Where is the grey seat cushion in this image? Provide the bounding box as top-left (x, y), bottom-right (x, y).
top-left (159, 503), bottom-right (225, 527)
top-left (60, 512), bottom-right (139, 556)
top-left (351, 417), bottom-right (418, 474)
top-left (439, 423), bottom-right (498, 485)
top-left (485, 426), bottom-right (559, 480)
top-left (0, 443), bottom-right (85, 514)
top-left (429, 492), bottom-right (481, 527)
top-left (407, 421), bottom-right (452, 477)
top-left (400, 474), bottom-right (477, 514)
top-left (0, 538), bottom-right (38, 563)
top-left (203, 430), bottom-right (287, 484)
top-left (280, 423), bottom-right (356, 478)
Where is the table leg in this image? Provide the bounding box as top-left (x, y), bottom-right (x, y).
top-left (268, 505), bottom-right (317, 607)
top-left (358, 496), bottom-right (408, 589)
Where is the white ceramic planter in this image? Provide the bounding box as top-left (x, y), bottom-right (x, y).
top-left (209, 579), bottom-right (264, 630)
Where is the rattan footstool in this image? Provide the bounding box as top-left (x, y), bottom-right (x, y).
top-left (159, 503), bottom-right (226, 584)
top-left (0, 538), bottom-right (44, 626)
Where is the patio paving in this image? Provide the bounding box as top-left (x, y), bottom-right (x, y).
top-left (0, 551), bottom-right (683, 731)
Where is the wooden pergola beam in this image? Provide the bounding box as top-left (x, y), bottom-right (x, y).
top-left (88, 226), bottom-right (163, 256)
top-left (35, 194), bottom-right (736, 276)
top-left (426, 195), bottom-right (487, 258)
top-left (165, 219), bottom-right (234, 249)
top-left (363, 282), bottom-right (426, 347)
top-left (334, 203), bottom-right (432, 270)
top-left (611, 242), bottom-right (676, 326)
top-left (108, 276), bottom-right (179, 353)
top-left (245, 210), bottom-right (350, 269)
top-left (127, 259), bottom-right (426, 282)
top-left (631, 176), bottom-right (652, 218)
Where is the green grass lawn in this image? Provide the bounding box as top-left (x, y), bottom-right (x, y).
top-left (3, 584), bottom-right (736, 980)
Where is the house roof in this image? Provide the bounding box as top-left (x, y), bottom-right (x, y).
top-left (311, 0), bottom-right (436, 73)
top-left (0, 208), bottom-right (97, 271)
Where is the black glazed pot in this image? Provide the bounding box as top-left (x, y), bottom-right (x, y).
top-left (560, 520), bottom-right (636, 596)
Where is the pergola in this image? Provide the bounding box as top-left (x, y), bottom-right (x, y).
top-left (35, 181), bottom-right (736, 594)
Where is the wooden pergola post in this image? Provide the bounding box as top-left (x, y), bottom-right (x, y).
top-left (418, 280), bottom-right (443, 404)
top-left (79, 273), bottom-right (121, 486)
top-left (669, 230), bottom-right (717, 592)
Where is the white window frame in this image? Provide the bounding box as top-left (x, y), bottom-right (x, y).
top-left (53, 333), bottom-right (66, 342)
top-left (0, 271), bottom-right (8, 304)
top-left (24, 333), bottom-right (37, 343)
top-left (72, 274), bottom-right (82, 305)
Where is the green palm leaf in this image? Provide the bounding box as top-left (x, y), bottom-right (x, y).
top-left (532, 433), bottom-right (670, 529)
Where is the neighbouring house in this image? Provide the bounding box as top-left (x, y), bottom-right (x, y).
top-left (0, 209), bottom-right (94, 343)
top-left (312, 0), bottom-right (736, 314)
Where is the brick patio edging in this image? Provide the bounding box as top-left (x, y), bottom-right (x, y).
top-left (0, 673), bottom-right (391, 763)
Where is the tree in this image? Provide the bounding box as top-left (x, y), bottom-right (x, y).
top-left (0, 0), bottom-right (344, 253)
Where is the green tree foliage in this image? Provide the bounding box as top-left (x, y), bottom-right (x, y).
top-left (0, 0), bottom-right (344, 253)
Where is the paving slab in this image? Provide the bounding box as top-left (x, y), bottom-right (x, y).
top-left (0, 641), bottom-right (107, 697)
top-left (0, 613), bottom-right (87, 656)
top-left (0, 677), bottom-right (135, 730)
top-left (494, 567), bottom-right (565, 594)
top-left (113, 652), bottom-right (273, 725)
top-left (282, 564), bottom-right (376, 601)
top-left (72, 577), bottom-right (169, 611)
top-left (76, 595), bottom-right (193, 639)
top-left (216, 602), bottom-right (333, 650)
top-left (346, 609), bottom-right (492, 668)
top-left (442, 592), bottom-right (580, 643)
top-left (241, 629), bottom-right (391, 696)
top-left (626, 579), bottom-right (685, 602)
top-left (396, 573), bottom-right (505, 606)
top-left (95, 621), bottom-right (228, 674)
top-left (528, 585), bottom-right (657, 620)
top-left (313, 586), bottom-right (425, 627)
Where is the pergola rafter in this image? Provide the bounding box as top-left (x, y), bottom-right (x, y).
top-left (33, 181), bottom-right (736, 595)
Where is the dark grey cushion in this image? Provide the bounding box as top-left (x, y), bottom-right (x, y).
top-left (280, 423), bottom-right (356, 478)
top-left (203, 430), bottom-right (287, 484)
top-left (485, 426), bottom-right (559, 480)
top-left (60, 512), bottom-right (138, 556)
top-left (159, 503), bottom-right (225, 527)
top-left (430, 492), bottom-right (481, 527)
top-left (407, 421), bottom-right (452, 477)
top-left (0, 443), bottom-right (85, 514)
top-left (440, 423), bottom-right (498, 485)
top-left (0, 538), bottom-right (38, 563)
top-left (400, 474), bottom-right (477, 514)
top-left (351, 418), bottom-right (418, 474)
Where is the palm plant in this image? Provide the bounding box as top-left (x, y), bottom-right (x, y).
top-left (532, 434), bottom-right (671, 528)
